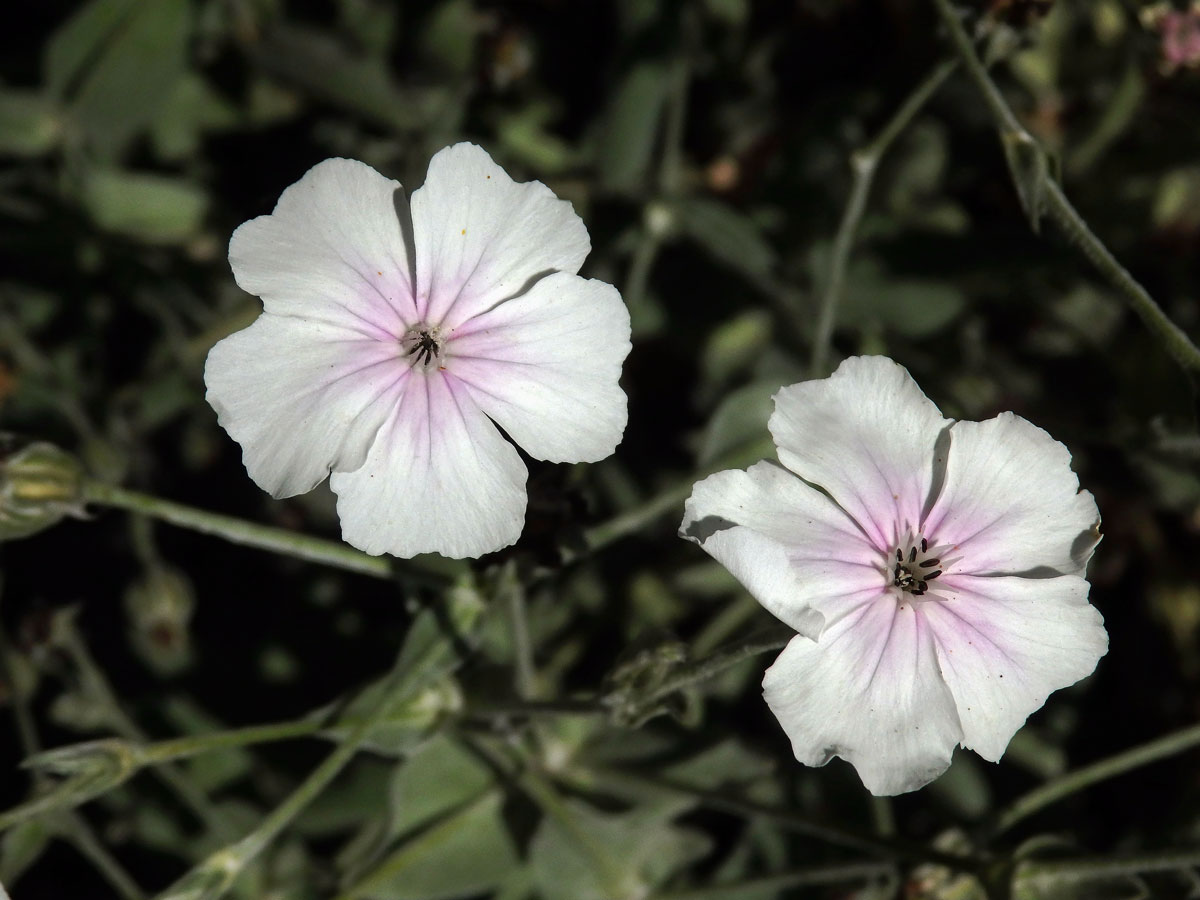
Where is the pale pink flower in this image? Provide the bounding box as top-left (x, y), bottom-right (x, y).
top-left (205, 144), bottom-right (631, 558)
top-left (681, 356), bottom-right (1106, 795)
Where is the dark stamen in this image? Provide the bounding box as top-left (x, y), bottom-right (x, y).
top-left (925, 570), bottom-right (941, 580)
top-left (896, 548), bottom-right (902, 562)
top-left (908, 546), bottom-right (916, 563)
top-left (919, 558), bottom-right (940, 568)
top-left (918, 581), bottom-right (927, 592)
top-left (406, 330), bottom-right (439, 366)
top-left (912, 588), bottom-right (925, 595)
top-left (921, 538), bottom-right (928, 553)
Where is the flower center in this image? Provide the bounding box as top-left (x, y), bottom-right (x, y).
top-left (401, 325), bottom-right (444, 370)
top-left (890, 536), bottom-right (943, 597)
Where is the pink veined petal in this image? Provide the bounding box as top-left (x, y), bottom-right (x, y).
top-left (329, 373), bottom-right (527, 559)
top-left (681, 461), bottom-right (885, 637)
top-left (229, 158), bottom-right (417, 335)
top-left (922, 413), bottom-right (1101, 577)
top-left (770, 356), bottom-right (951, 552)
top-left (922, 573), bottom-right (1107, 762)
top-left (448, 273), bottom-right (631, 464)
top-left (410, 143), bottom-right (590, 328)
top-left (204, 314), bottom-right (405, 497)
top-left (763, 598), bottom-right (963, 796)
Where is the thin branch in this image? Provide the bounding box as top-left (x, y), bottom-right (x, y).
top-left (990, 721), bottom-right (1200, 837)
top-left (83, 480), bottom-right (458, 586)
top-left (810, 57), bottom-right (959, 376)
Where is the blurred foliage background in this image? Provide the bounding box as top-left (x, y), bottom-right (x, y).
top-left (3, 0), bottom-right (1200, 897)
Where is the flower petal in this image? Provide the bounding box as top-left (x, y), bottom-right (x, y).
top-left (922, 413), bottom-right (1101, 576)
top-left (448, 273), bottom-right (630, 463)
top-left (410, 143), bottom-right (590, 328)
top-left (329, 373), bottom-right (527, 558)
top-left (770, 356), bottom-right (951, 552)
top-left (763, 599), bottom-right (963, 796)
top-left (681, 462), bottom-right (885, 637)
top-left (204, 314), bottom-right (403, 497)
top-left (229, 158), bottom-right (416, 335)
top-left (922, 574), bottom-right (1107, 761)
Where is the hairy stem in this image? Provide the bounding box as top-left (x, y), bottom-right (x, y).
top-left (991, 721), bottom-right (1200, 836)
top-left (83, 480), bottom-right (458, 585)
top-left (928, 0), bottom-right (1200, 376)
top-left (1020, 847), bottom-right (1200, 883)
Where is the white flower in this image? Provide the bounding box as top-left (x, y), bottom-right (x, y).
top-left (205, 144), bottom-right (631, 558)
top-left (680, 356), bottom-right (1107, 796)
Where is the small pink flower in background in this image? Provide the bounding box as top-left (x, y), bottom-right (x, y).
top-left (205, 144), bottom-right (631, 558)
top-left (1162, 9), bottom-right (1200, 71)
top-left (1143, 2), bottom-right (1200, 72)
top-left (681, 356), bottom-right (1106, 796)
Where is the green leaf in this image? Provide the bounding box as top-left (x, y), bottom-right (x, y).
top-left (675, 197), bottom-right (777, 285)
top-left (44, 0), bottom-right (140, 96)
top-left (1001, 130), bottom-right (1051, 234)
top-left (529, 799), bottom-right (710, 900)
top-left (80, 168), bottom-right (208, 244)
top-left (341, 792), bottom-right (518, 900)
top-left (295, 758), bottom-right (393, 837)
top-left (597, 61), bottom-right (669, 193)
top-left (53, 0), bottom-right (191, 158)
top-left (0, 91), bottom-right (62, 157)
top-left (420, 0), bottom-right (477, 75)
top-left (250, 25), bottom-right (449, 133)
top-left (313, 584), bottom-right (484, 756)
top-left (387, 734), bottom-right (494, 839)
top-left (927, 752), bottom-right (992, 819)
top-left (663, 739), bottom-right (775, 790)
top-left (149, 73), bottom-right (238, 162)
top-left (699, 310), bottom-right (773, 392)
top-left (696, 380), bottom-right (778, 466)
top-left (0, 819), bottom-right (50, 885)
top-left (838, 257), bottom-right (965, 338)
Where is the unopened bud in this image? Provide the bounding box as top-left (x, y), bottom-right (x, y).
top-left (21, 738), bottom-right (145, 810)
top-left (0, 435), bottom-right (85, 541)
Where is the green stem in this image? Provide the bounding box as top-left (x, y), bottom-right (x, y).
top-left (58, 625), bottom-right (238, 841)
top-left (83, 480), bottom-right (457, 585)
top-left (155, 656), bottom-right (416, 899)
top-left (0, 626), bottom-right (147, 899)
top-left (586, 768), bottom-right (985, 874)
top-left (990, 721), bottom-right (1200, 837)
top-left (503, 568), bottom-right (537, 700)
top-left (810, 57), bottom-right (958, 377)
top-left (60, 815), bottom-right (149, 900)
top-left (584, 436), bottom-right (775, 552)
top-left (1020, 848), bottom-right (1200, 882)
top-left (928, 0), bottom-right (1200, 376)
top-left (468, 738), bottom-right (631, 899)
top-left (653, 862), bottom-right (897, 900)
top-left (657, 52), bottom-right (690, 196)
top-left (624, 627), bottom-right (789, 713)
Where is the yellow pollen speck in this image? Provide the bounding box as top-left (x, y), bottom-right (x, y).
top-left (461, 228), bottom-right (466, 235)
top-left (377, 271), bottom-right (382, 276)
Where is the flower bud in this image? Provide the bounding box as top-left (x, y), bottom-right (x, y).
top-left (0, 435), bottom-right (85, 541)
top-left (20, 738), bottom-right (145, 812)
